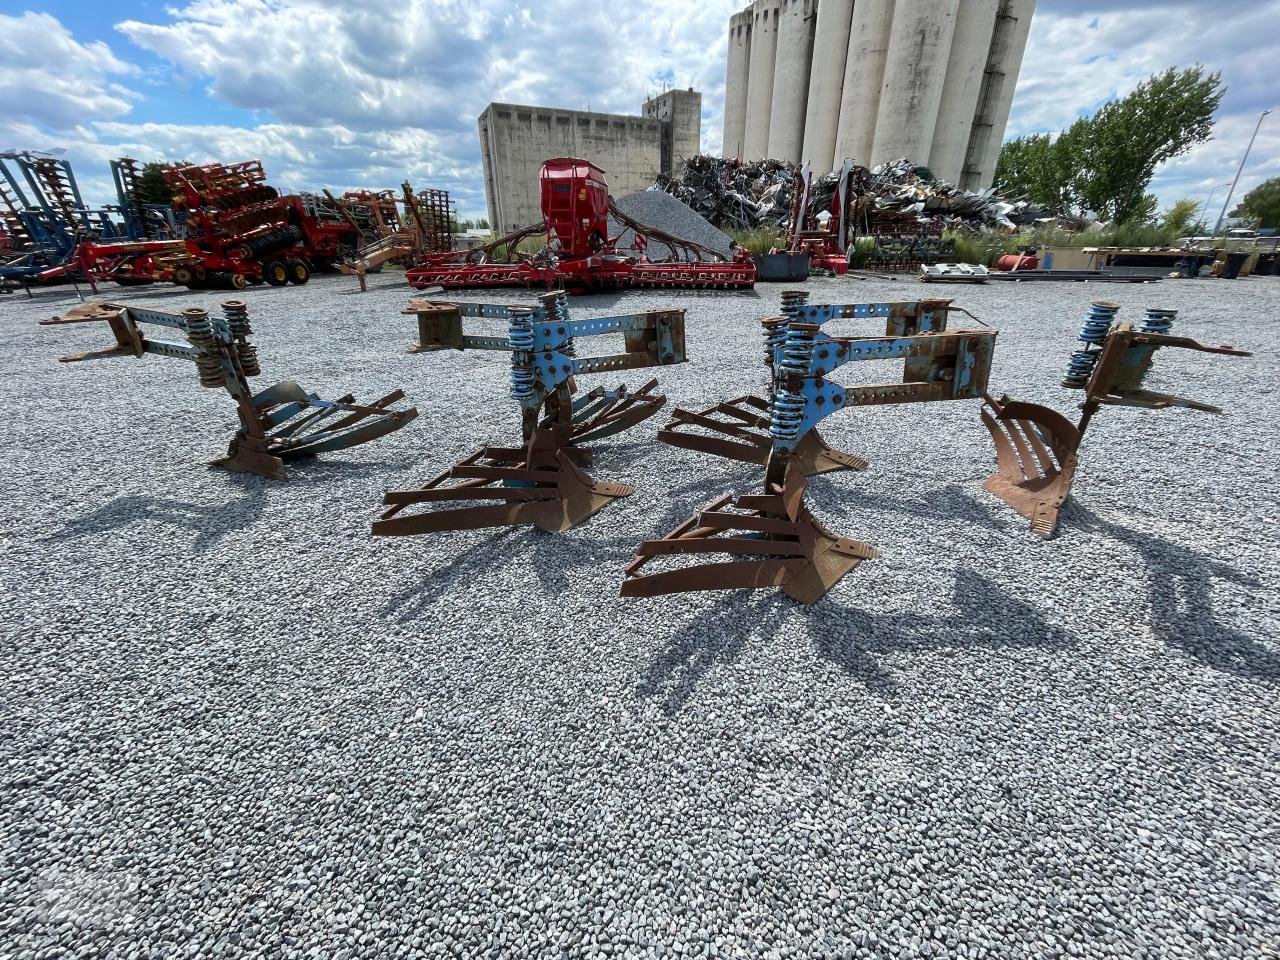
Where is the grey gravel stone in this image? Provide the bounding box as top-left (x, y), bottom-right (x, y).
top-left (1, 271), bottom-right (1278, 960)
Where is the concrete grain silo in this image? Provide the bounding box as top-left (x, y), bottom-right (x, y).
top-left (928, 0), bottom-right (1000, 184)
top-left (742, 1), bottom-right (780, 160)
top-left (800, 0), bottom-right (855, 171)
top-left (721, 0), bottom-right (1034, 182)
top-left (869, 0), bottom-right (960, 166)
top-left (766, 0), bottom-right (818, 163)
top-left (831, 0), bottom-right (895, 167)
top-left (722, 9), bottom-right (753, 161)
top-left (961, 0), bottom-right (1036, 189)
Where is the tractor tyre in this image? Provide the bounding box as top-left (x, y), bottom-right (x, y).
top-left (228, 272), bottom-right (248, 290)
top-left (286, 259), bottom-right (310, 285)
top-left (264, 260), bottom-right (289, 286)
top-left (172, 265), bottom-right (195, 286)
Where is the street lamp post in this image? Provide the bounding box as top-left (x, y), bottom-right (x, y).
top-left (1214, 107), bottom-right (1274, 236)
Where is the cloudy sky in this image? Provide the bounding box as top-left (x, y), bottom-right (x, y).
top-left (2, 0), bottom-right (1277, 221)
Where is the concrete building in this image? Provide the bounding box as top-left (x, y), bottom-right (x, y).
top-left (721, 0), bottom-right (1035, 188)
top-left (479, 89), bottom-right (701, 232)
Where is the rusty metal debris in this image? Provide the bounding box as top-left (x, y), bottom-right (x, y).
top-left (624, 308), bottom-right (996, 603)
top-left (373, 291), bottom-right (686, 536)
top-left (45, 301), bottom-right (417, 479)
top-left (658, 290), bottom-right (959, 477)
top-left (981, 302), bottom-right (1251, 538)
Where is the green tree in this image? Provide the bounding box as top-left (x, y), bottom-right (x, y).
top-left (1230, 176), bottom-right (1280, 228)
top-left (995, 66), bottom-right (1224, 223)
top-left (1073, 67), bottom-right (1223, 221)
top-left (133, 161), bottom-right (188, 205)
top-left (1159, 197), bottom-right (1204, 235)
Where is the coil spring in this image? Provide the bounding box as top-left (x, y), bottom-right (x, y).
top-left (220, 300), bottom-right (260, 376)
top-left (509, 309), bottom-right (535, 400)
top-left (1061, 301), bottom-right (1119, 388)
top-left (761, 317), bottom-right (788, 369)
top-left (779, 323), bottom-right (818, 377)
top-left (221, 300), bottom-right (251, 338)
top-left (780, 290), bottom-right (808, 322)
top-left (1061, 350), bottom-right (1099, 389)
top-left (184, 308), bottom-right (225, 388)
top-left (769, 389), bottom-right (805, 443)
top-left (1079, 300), bottom-right (1119, 344)
top-left (1142, 307), bottom-right (1176, 335)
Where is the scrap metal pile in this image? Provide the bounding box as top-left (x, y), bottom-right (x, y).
top-left (406, 158), bottom-right (754, 292)
top-left (660, 155), bottom-right (1050, 237)
top-left (43, 300), bottom-right (417, 479)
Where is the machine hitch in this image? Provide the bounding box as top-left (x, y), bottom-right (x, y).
top-left (624, 313), bottom-right (996, 603)
top-left (46, 300), bottom-right (418, 480)
top-left (980, 302), bottom-right (1251, 538)
top-left (374, 292), bottom-right (686, 536)
top-left (657, 290), bottom-right (959, 477)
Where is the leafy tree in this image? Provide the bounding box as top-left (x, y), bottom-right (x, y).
top-left (1159, 197), bottom-right (1204, 235)
top-left (996, 66), bottom-right (1223, 223)
top-left (1073, 67), bottom-right (1223, 221)
top-left (133, 161), bottom-right (187, 205)
top-left (1230, 176), bottom-right (1280, 228)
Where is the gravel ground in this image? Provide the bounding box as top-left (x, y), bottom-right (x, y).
top-left (2, 270), bottom-right (1278, 960)
top-left (611, 190), bottom-right (735, 260)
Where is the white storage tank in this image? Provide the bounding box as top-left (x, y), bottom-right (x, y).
top-left (800, 0), bottom-right (855, 171)
top-left (832, 0), bottom-right (895, 167)
top-left (870, 0), bottom-right (960, 166)
top-left (963, 0), bottom-right (1036, 188)
top-left (767, 0), bottom-right (818, 163)
top-left (723, 9), bottom-right (753, 161)
top-left (928, 0), bottom-right (999, 184)
top-left (743, 0), bottom-right (780, 160)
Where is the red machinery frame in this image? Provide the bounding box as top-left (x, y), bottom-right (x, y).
top-left (406, 158), bottom-right (755, 293)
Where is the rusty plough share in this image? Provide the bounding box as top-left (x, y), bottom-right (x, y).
top-left (46, 301), bottom-right (418, 479)
top-left (373, 291), bottom-right (686, 536)
top-left (658, 290), bottom-right (962, 477)
top-left (624, 310), bottom-right (996, 603)
top-left (981, 301), bottom-right (1251, 538)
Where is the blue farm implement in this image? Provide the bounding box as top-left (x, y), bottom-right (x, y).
top-left (658, 290), bottom-right (965, 476)
top-left (373, 291), bottom-right (686, 536)
top-left (43, 300), bottom-right (418, 480)
top-left (980, 302), bottom-right (1251, 538)
top-left (623, 301), bottom-right (997, 604)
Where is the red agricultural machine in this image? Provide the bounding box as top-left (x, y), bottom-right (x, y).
top-left (76, 160), bottom-right (362, 290)
top-left (406, 158), bottom-right (755, 293)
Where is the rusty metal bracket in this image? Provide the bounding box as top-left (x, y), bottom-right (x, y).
top-left (624, 313), bottom-right (996, 604)
top-left (375, 292), bottom-right (686, 536)
top-left (658, 290), bottom-right (957, 477)
top-left (49, 300), bottom-right (418, 480)
top-left (982, 303), bottom-right (1251, 538)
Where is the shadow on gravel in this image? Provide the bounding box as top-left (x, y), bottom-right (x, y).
top-left (805, 566), bottom-right (1077, 691)
top-left (1067, 506), bottom-right (1277, 684)
top-left (45, 488), bottom-right (268, 553)
top-left (635, 594), bottom-right (791, 716)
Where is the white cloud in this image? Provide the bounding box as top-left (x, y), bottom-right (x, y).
top-left (2, 1), bottom-right (1277, 221)
top-left (1008, 2), bottom-right (1280, 209)
top-left (0, 12), bottom-right (140, 131)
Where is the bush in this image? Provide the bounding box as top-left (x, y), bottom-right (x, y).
top-left (729, 228), bottom-right (786, 255)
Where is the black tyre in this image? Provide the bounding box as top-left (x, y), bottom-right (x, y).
top-left (264, 260), bottom-right (289, 286)
top-left (172, 265), bottom-right (195, 286)
top-left (228, 272), bottom-right (247, 290)
top-left (286, 259), bottom-right (310, 285)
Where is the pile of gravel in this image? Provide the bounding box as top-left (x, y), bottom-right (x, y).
top-left (610, 189), bottom-right (735, 261)
top-left (3, 271), bottom-right (1279, 958)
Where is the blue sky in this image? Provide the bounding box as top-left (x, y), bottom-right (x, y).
top-left (2, 0), bottom-right (1277, 221)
